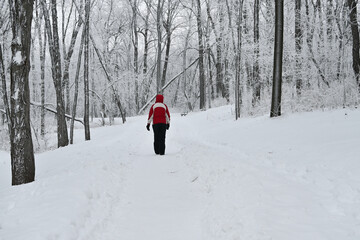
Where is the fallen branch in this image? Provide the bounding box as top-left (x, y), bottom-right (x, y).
top-left (30, 102), bottom-right (84, 125)
top-left (138, 57), bottom-right (199, 114)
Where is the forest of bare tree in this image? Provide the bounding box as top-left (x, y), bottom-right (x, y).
top-left (1, 0), bottom-right (360, 184)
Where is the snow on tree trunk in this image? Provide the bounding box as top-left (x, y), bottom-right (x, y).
top-left (9, 0), bottom-right (35, 185)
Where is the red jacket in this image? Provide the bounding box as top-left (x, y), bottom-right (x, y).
top-left (147, 95), bottom-right (170, 125)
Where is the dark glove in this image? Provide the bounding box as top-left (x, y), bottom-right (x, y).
top-left (166, 124), bottom-right (170, 130)
top-left (146, 124), bottom-right (150, 131)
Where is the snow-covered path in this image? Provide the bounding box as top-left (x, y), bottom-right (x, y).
top-left (85, 118), bottom-right (204, 240)
top-left (1, 106), bottom-right (360, 240)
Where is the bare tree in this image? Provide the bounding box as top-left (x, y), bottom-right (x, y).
top-left (270, 0), bottom-right (284, 118)
top-left (8, 0), bottom-right (36, 185)
top-left (70, 23), bottom-right (85, 144)
top-left (295, 0), bottom-right (302, 95)
top-left (1, 46), bottom-right (10, 133)
top-left (161, 0), bottom-right (179, 88)
top-left (206, 0), bottom-right (224, 98)
top-left (84, 0), bottom-right (90, 140)
top-left (196, 0), bottom-right (206, 110)
top-left (128, 0), bottom-right (140, 112)
top-left (348, 0), bottom-right (360, 92)
top-left (34, 0), bottom-right (47, 136)
top-left (156, 0), bottom-right (164, 93)
top-left (252, 0), bottom-right (260, 105)
top-left (41, 0), bottom-right (69, 147)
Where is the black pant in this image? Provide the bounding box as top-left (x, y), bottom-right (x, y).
top-left (152, 123), bottom-right (167, 155)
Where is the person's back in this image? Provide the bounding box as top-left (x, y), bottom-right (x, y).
top-left (146, 95), bottom-right (170, 155)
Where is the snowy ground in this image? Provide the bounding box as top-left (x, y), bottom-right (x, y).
top-left (1, 105), bottom-right (360, 240)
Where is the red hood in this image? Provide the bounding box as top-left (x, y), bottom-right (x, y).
top-left (155, 94), bottom-right (164, 103)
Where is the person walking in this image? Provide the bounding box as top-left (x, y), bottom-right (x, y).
top-left (146, 94), bottom-right (170, 155)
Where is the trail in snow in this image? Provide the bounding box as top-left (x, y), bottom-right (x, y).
top-left (1, 106), bottom-right (360, 240)
top-left (82, 116), bottom-right (204, 240)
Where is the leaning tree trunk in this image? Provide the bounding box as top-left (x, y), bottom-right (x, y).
top-left (196, 0), bottom-right (206, 110)
top-left (270, 0), bottom-right (284, 118)
top-left (348, 0), bottom-right (360, 92)
top-left (8, 0), bottom-right (36, 185)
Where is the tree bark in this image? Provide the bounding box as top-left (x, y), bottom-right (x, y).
top-left (41, 0), bottom-right (69, 147)
top-left (35, 0), bottom-right (47, 136)
top-left (156, 0), bottom-right (163, 93)
top-left (196, 0), bottom-right (206, 110)
top-left (161, 1), bottom-right (178, 91)
top-left (252, 0), bottom-right (261, 105)
top-left (84, 0), bottom-right (90, 141)
top-left (270, 0), bottom-right (284, 118)
top-left (295, 0), bottom-right (302, 95)
top-left (8, 0), bottom-right (36, 185)
top-left (206, 1), bottom-right (224, 98)
top-left (348, 0), bottom-right (360, 92)
top-left (70, 25), bottom-right (85, 144)
top-left (0, 45), bottom-right (11, 134)
top-left (63, 18), bottom-right (82, 115)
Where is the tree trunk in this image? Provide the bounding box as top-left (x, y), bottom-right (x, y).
top-left (41, 0), bottom-right (69, 147)
top-left (8, 0), bottom-right (36, 185)
top-left (70, 25), bottom-right (85, 144)
top-left (196, 0), bottom-right (206, 110)
top-left (295, 0), bottom-right (302, 95)
top-left (233, 0), bottom-right (243, 120)
top-left (205, 21), bottom-right (214, 103)
top-left (156, 0), bottom-right (163, 93)
top-left (304, 0), bottom-right (329, 87)
top-left (84, 0), bottom-right (90, 141)
top-left (63, 19), bottom-right (82, 115)
top-left (35, 0), bottom-right (47, 136)
top-left (161, 5), bottom-right (172, 90)
top-left (270, 0), bottom-right (284, 118)
top-left (129, 0), bottom-right (139, 112)
top-left (348, 0), bottom-right (360, 92)
top-left (252, 0), bottom-right (261, 106)
top-left (143, 6), bottom-right (150, 74)
top-left (0, 46), bottom-right (11, 134)
top-left (206, 1), bottom-right (224, 98)
top-left (327, 0), bottom-right (334, 44)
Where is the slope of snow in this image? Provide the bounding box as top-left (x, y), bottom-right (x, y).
top-left (1, 106), bottom-right (360, 240)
